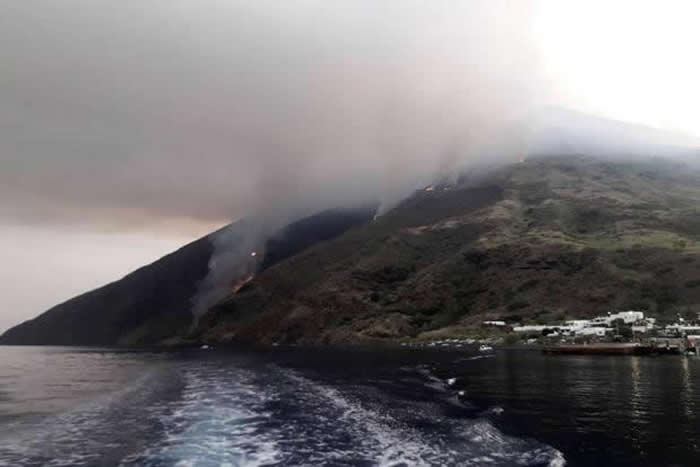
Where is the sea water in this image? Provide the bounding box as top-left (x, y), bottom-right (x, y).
top-left (1, 345), bottom-right (698, 466)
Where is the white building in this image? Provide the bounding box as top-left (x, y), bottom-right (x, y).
top-left (577, 327), bottom-right (608, 337)
top-left (588, 311), bottom-right (644, 327)
top-left (513, 325), bottom-right (548, 333)
top-left (509, 311), bottom-right (648, 337)
top-left (632, 318), bottom-right (656, 333)
top-left (609, 311), bottom-right (645, 324)
top-left (483, 321), bottom-right (507, 327)
top-left (565, 320), bottom-right (591, 331)
top-left (591, 316), bottom-right (613, 326)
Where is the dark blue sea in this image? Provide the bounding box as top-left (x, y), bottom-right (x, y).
top-left (1, 345), bottom-right (699, 466)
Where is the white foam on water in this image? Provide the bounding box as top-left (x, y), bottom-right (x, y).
top-left (276, 367), bottom-right (566, 467)
top-left (460, 354), bottom-right (496, 361)
top-left (484, 406), bottom-right (505, 416)
top-left (2, 359), bottom-right (565, 467)
top-left (274, 368), bottom-right (445, 466)
top-left (459, 420), bottom-right (566, 467)
top-left (122, 365), bottom-right (282, 467)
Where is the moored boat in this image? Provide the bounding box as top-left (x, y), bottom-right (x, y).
top-left (543, 343), bottom-right (656, 355)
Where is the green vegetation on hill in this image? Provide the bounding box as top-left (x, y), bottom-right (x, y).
top-left (198, 156), bottom-right (700, 344)
top-left (6, 154), bottom-right (700, 347)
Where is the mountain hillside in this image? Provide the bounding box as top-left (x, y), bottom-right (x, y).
top-left (197, 155), bottom-right (700, 344)
top-left (0, 207), bottom-right (375, 345)
top-left (0, 234), bottom-right (214, 346)
top-left (6, 154), bottom-right (700, 347)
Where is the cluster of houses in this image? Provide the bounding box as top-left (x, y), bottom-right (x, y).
top-left (484, 311), bottom-right (700, 340)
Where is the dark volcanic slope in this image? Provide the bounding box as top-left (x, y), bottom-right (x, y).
top-left (0, 235), bottom-right (214, 346)
top-left (198, 183), bottom-right (504, 344)
top-left (0, 207), bottom-right (376, 346)
top-left (198, 155), bottom-right (700, 345)
top-left (261, 205), bottom-right (377, 271)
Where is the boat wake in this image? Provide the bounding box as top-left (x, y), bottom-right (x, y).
top-left (123, 361), bottom-right (565, 466)
top-left (0, 357), bottom-right (565, 467)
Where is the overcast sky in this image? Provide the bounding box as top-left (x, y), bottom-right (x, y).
top-left (2, 0), bottom-right (700, 332)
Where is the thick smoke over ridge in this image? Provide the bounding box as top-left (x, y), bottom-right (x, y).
top-left (4, 2), bottom-right (700, 329)
top-left (1, 0), bottom-right (551, 323)
top-left (0, 0), bottom-right (543, 231)
top-left (6, 1), bottom-right (700, 320)
top-left (165, 0), bottom-right (547, 317)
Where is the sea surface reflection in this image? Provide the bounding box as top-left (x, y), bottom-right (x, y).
top-left (1, 346), bottom-right (699, 466)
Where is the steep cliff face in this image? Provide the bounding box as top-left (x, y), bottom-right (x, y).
top-left (197, 156), bottom-right (700, 344)
top-left (0, 207), bottom-right (376, 346)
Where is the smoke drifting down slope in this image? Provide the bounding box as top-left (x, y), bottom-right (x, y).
top-left (191, 205), bottom-right (377, 319)
top-left (3, 1), bottom-right (700, 341)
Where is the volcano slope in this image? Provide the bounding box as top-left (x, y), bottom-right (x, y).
top-left (0, 207), bottom-right (376, 346)
top-left (198, 155), bottom-right (700, 344)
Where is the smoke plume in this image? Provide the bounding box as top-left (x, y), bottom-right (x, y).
top-left (162, 0), bottom-right (547, 316)
top-left (0, 0), bottom-right (544, 231)
top-left (1, 1), bottom-right (552, 319)
top-left (4, 2), bottom-right (700, 327)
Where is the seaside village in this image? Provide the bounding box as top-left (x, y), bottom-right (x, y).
top-left (484, 310), bottom-right (700, 354)
top-left (412, 311), bottom-right (700, 355)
